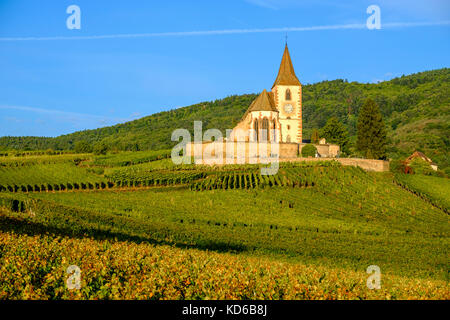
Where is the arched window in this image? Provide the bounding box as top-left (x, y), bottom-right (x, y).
top-left (272, 120), bottom-right (277, 142)
top-left (253, 119), bottom-right (259, 142)
top-left (285, 89), bottom-right (291, 101)
top-left (286, 135), bottom-right (291, 143)
top-left (261, 118), bottom-right (269, 141)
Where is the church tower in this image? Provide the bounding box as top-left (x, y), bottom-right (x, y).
top-left (271, 44), bottom-right (302, 143)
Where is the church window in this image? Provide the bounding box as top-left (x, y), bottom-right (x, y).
top-left (254, 119), bottom-right (259, 141)
top-left (285, 89), bottom-right (291, 101)
top-left (286, 135), bottom-right (291, 143)
top-left (272, 120), bottom-right (277, 141)
top-left (261, 118), bottom-right (269, 141)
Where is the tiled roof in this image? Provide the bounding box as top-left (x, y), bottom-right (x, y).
top-left (272, 44), bottom-right (301, 88)
top-left (405, 151), bottom-right (436, 165)
top-left (241, 89), bottom-right (278, 120)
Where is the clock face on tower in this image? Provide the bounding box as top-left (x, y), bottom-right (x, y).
top-left (283, 104), bottom-right (293, 114)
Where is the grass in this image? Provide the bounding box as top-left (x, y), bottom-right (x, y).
top-left (0, 154), bottom-right (448, 299)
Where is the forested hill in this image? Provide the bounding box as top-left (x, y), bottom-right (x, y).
top-left (1, 68), bottom-right (449, 169)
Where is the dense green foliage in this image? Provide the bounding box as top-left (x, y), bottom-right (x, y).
top-left (310, 129), bottom-right (319, 144)
top-left (301, 144), bottom-right (317, 157)
top-left (0, 68), bottom-right (448, 169)
top-left (74, 141), bottom-right (92, 154)
top-left (319, 117), bottom-right (350, 155)
top-left (408, 158), bottom-right (436, 175)
top-left (93, 142), bottom-right (108, 155)
top-left (357, 99), bottom-right (388, 159)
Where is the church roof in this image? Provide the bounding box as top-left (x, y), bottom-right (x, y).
top-left (272, 44), bottom-right (301, 88)
top-left (241, 89), bottom-right (277, 120)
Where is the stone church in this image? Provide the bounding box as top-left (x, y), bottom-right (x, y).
top-left (229, 44), bottom-right (339, 158)
top-left (187, 44), bottom-right (339, 163)
top-left (232, 44), bottom-right (302, 144)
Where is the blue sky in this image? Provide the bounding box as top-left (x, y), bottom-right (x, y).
top-left (0, 0), bottom-right (449, 137)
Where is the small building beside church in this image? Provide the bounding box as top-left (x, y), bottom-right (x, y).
top-left (404, 151), bottom-right (438, 171)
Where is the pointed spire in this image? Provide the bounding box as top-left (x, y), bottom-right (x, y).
top-left (272, 44), bottom-right (301, 88)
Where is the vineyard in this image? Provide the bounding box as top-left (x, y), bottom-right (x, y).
top-left (0, 162), bottom-right (110, 193)
top-left (106, 169), bottom-right (206, 187)
top-left (0, 153), bottom-right (91, 167)
top-left (93, 149), bottom-right (172, 167)
top-left (189, 163), bottom-right (354, 191)
top-left (0, 223), bottom-right (448, 300)
top-left (394, 174), bottom-right (450, 213)
top-left (0, 152), bottom-right (449, 299)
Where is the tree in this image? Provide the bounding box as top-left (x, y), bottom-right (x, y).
top-left (356, 98), bottom-right (387, 159)
top-left (409, 158), bottom-right (435, 175)
top-left (320, 117), bottom-right (350, 155)
top-left (74, 140), bottom-right (92, 153)
top-left (301, 144), bottom-right (317, 157)
top-left (93, 142), bottom-right (108, 155)
top-left (311, 129), bottom-right (320, 144)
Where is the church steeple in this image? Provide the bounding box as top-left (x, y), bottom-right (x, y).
top-left (272, 44), bottom-right (301, 88)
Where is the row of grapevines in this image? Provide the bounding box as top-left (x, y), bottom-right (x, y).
top-left (190, 165), bottom-right (365, 192)
top-left (0, 154), bottom-right (90, 167)
top-left (109, 171), bottom-right (206, 188)
top-left (93, 149), bottom-right (172, 167)
top-left (394, 174), bottom-right (449, 213)
top-left (0, 181), bottom-right (115, 193)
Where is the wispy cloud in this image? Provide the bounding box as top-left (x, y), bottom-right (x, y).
top-left (0, 105), bottom-right (140, 124)
top-left (0, 21), bottom-right (448, 41)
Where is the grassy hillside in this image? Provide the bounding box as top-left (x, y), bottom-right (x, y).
top-left (0, 68), bottom-right (448, 170)
top-left (394, 174), bottom-right (450, 212)
top-left (0, 157), bottom-right (449, 299)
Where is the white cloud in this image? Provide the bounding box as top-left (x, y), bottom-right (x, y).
top-left (0, 21), bottom-right (448, 41)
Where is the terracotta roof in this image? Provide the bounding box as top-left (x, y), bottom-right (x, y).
top-left (272, 44), bottom-right (301, 88)
top-left (405, 151), bottom-right (436, 165)
top-left (241, 89), bottom-right (277, 120)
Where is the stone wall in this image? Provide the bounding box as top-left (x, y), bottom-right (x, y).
top-left (186, 142), bottom-right (341, 161)
top-left (184, 142), bottom-right (388, 171)
top-left (186, 141), bottom-right (299, 163)
top-left (281, 157), bottom-right (390, 172)
top-left (336, 158), bottom-right (390, 172)
top-left (299, 143), bottom-right (339, 158)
